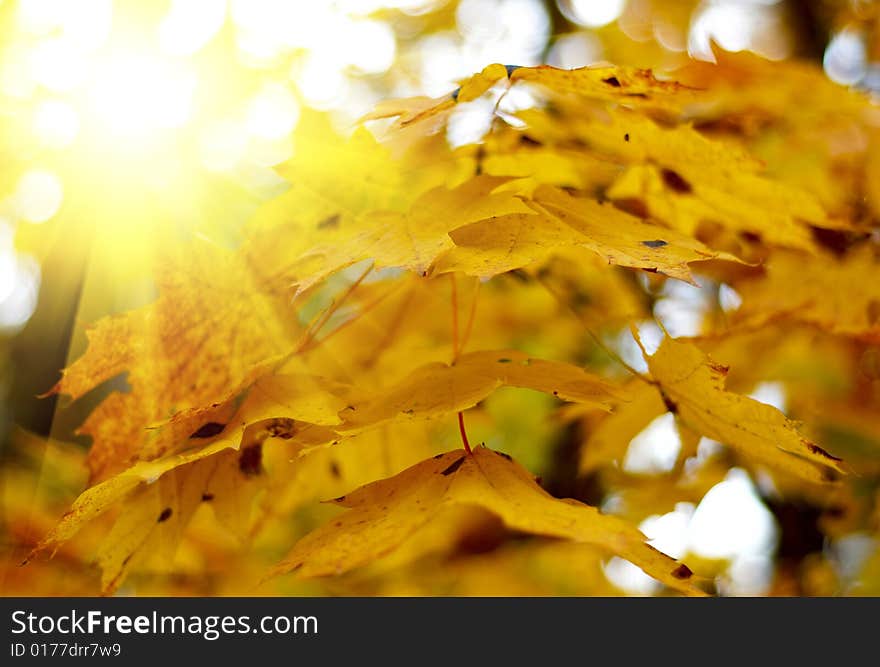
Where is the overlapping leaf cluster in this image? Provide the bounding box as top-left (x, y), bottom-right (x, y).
top-left (26, 49), bottom-right (880, 595)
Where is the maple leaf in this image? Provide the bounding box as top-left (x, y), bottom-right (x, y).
top-left (271, 446), bottom-right (704, 596)
top-left (361, 63), bottom-right (510, 129)
top-left (733, 246), bottom-right (880, 342)
top-left (596, 112), bottom-right (830, 249)
top-left (638, 334), bottom-right (848, 484)
top-left (50, 240), bottom-right (298, 482)
top-left (29, 373), bottom-right (345, 572)
top-left (437, 185), bottom-right (743, 284)
top-left (580, 381), bottom-right (669, 474)
top-left (245, 113), bottom-right (472, 293)
top-left (370, 63), bottom-right (705, 131)
top-left (676, 45), bottom-right (872, 125)
top-left (337, 349), bottom-right (627, 432)
top-left (509, 63), bottom-right (705, 116)
top-left (271, 176), bottom-right (532, 293)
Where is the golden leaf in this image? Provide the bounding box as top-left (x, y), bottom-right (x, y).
top-left (338, 349), bottom-right (627, 432)
top-left (734, 246), bottom-right (880, 342)
top-left (51, 240), bottom-right (298, 481)
top-left (640, 334), bottom-right (848, 483)
top-left (438, 185), bottom-right (744, 283)
top-left (272, 446), bottom-right (704, 595)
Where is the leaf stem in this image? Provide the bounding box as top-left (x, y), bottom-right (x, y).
top-left (534, 271), bottom-right (653, 383)
top-left (450, 273), bottom-right (472, 453)
top-left (450, 273), bottom-right (460, 362)
top-left (457, 411), bottom-right (472, 454)
top-left (459, 277), bottom-right (481, 356)
top-left (296, 262), bottom-right (374, 354)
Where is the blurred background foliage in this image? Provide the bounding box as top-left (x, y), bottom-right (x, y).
top-left (1, 0), bottom-right (880, 596)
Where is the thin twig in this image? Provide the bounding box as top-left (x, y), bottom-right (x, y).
top-left (534, 272), bottom-right (653, 384)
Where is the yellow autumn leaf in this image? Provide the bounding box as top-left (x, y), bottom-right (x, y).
top-left (733, 246), bottom-right (880, 342)
top-left (639, 334), bottom-right (848, 483)
top-left (30, 373), bottom-right (345, 561)
top-left (581, 381), bottom-right (667, 474)
top-left (275, 176), bottom-right (533, 292)
top-left (509, 64), bottom-right (705, 116)
top-left (245, 113), bottom-right (471, 292)
top-left (438, 185), bottom-right (744, 283)
top-left (537, 107), bottom-right (828, 250)
top-left (361, 63), bottom-right (510, 129)
top-left (50, 240), bottom-right (298, 482)
top-left (272, 446), bottom-right (704, 595)
top-left (338, 349), bottom-right (627, 432)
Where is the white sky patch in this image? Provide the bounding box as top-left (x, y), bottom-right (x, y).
top-left (688, 468), bottom-right (777, 560)
top-left (654, 284), bottom-right (709, 338)
top-left (13, 170), bottom-right (63, 223)
top-left (90, 55), bottom-right (197, 135)
top-left (604, 557), bottom-right (661, 595)
top-left (339, 20), bottom-right (397, 75)
top-left (33, 99), bottom-right (80, 148)
top-left (546, 32), bottom-right (603, 69)
top-left (623, 412), bottom-right (682, 474)
top-left (718, 283), bottom-right (742, 312)
top-left (245, 82), bottom-right (300, 140)
top-left (688, 0), bottom-right (789, 62)
top-left (605, 504), bottom-right (695, 595)
top-left (446, 96), bottom-right (497, 148)
top-left (614, 321), bottom-right (662, 375)
top-left (159, 0), bottom-right (228, 57)
top-left (823, 29), bottom-right (866, 86)
top-left (294, 55), bottom-right (349, 110)
top-left (0, 252), bottom-right (41, 332)
top-left (199, 119), bottom-right (248, 172)
top-left (606, 469), bottom-right (780, 595)
top-left (749, 381), bottom-right (786, 412)
top-left (29, 37), bottom-right (91, 92)
top-left (558, 0), bottom-right (626, 29)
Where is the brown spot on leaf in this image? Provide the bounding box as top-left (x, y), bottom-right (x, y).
top-left (495, 451), bottom-right (513, 461)
top-left (624, 133), bottom-right (630, 142)
top-left (804, 441), bottom-right (842, 462)
top-left (519, 134), bottom-right (541, 147)
top-left (329, 461), bottom-right (341, 479)
top-left (440, 456), bottom-right (466, 476)
top-left (266, 417), bottom-right (296, 439)
top-left (642, 239), bottom-right (668, 248)
top-left (615, 197), bottom-right (649, 219)
top-left (318, 214), bottom-right (340, 230)
top-left (157, 508), bottom-right (173, 523)
top-left (239, 443), bottom-right (263, 477)
top-left (201, 493), bottom-right (214, 502)
top-left (497, 358), bottom-right (512, 363)
top-left (660, 168), bottom-right (693, 194)
top-left (672, 564), bottom-right (692, 579)
top-left (333, 495), bottom-right (346, 502)
top-left (189, 422), bottom-right (225, 439)
top-left (602, 76), bottom-right (621, 87)
top-left (660, 390), bottom-right (678, 414)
